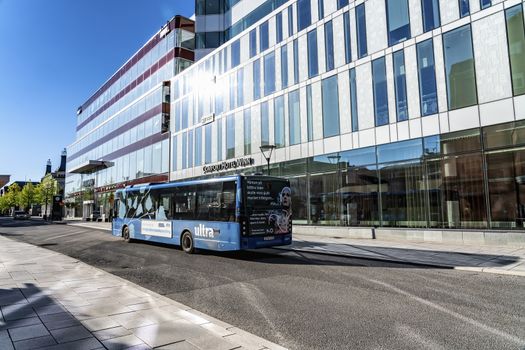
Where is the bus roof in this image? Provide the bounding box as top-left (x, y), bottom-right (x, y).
top-left (116, 174), bottom-right (288, 193)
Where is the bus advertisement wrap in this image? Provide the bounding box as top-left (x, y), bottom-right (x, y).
top-left (246, 179), bottom-right (291, 235)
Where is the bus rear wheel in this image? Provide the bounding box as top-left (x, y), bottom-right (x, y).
top-left (122, 226), bottom-right (132, 243)
top-left (181, 231), bottom-right (194, 254)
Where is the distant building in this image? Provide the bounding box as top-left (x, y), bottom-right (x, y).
top-left (0, 175), bottom-right (10, 189)
top-left (41, 149), bottom-right (67, 219)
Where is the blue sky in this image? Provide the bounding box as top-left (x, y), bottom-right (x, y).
top-left (0, 0), bottom-right (194, 182)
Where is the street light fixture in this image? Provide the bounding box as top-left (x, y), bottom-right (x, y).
top-left (259, 144), bottom-right (276, 175)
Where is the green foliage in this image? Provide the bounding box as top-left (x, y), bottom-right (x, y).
top-left (35, 176), bottom-right (58, 205)
top-left (18, 182), bottom-right (36, 211)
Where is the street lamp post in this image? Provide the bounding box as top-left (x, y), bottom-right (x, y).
top-left (259, 144), bottom-right (276, 175)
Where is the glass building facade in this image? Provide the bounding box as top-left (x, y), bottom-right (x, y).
top-left (68, 1), bottom-right (525, 238)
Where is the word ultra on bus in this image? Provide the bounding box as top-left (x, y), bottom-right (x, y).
top-left (112, 175), bottom-right (292, 253)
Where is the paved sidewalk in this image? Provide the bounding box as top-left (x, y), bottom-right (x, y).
top-left (0, 236), bottom-right (286, 350)
top-left (65, 220), bottom-right (525, 277)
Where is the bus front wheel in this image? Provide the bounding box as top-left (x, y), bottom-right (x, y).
top-left (122, 226), bottom-right (132, 243)
top-left (181, 231), bottom-right (194, 254)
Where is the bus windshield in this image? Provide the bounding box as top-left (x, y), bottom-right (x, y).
top-left (245, 178), bottom-right (291, 235)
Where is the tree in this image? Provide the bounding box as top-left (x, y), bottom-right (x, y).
top-left (36, 176), bottom-right (57, 218)
top-left (0, 195), bottom-right (9, 214)
top-left (18, 182), bottom-right (36, 211)
top-left (4, 183), bottom-right (21, 211)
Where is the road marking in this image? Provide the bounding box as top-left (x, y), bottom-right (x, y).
top-left (42, 230), bottom-right (86, 241)
top-left (367, 278), bottom-right (525, 346)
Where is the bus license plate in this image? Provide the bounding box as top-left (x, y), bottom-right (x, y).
top-left (264, 236), bottom-right (275, 241)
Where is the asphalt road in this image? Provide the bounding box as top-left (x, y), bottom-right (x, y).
top-left (1, 218), bottom-right (524, 350)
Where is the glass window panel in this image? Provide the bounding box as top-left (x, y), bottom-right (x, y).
top-left (249, 29), bottom-right (257, 58)
top-left (276, 12), bottom-right (283, 43)
top-left (356, 4), bottom-right (368, 58)
top-left (307, 29), bottom-right (319, 78)
top-left (340, 146), bottom-right (376, 166)
top-left (243, 109), bottom-right (251, 155)
top-left (443, 25), bottom-right (477, 110)
top-left (260, 21), bottom-right (269, 52)
top-left (480, 0), bottom-right (491, 9)
top-left (188, 130), bottom-right (194, 168)
top-left (253, 59), bottom-right (261, 100)
top-left (281, 45), bottom-right (289, 89)
top-left (309, 172), bottom-right (342, 225)
top-left (377, 138), bottom-right (423, 163)
top-left (231, 39), bottom-right (240, 68)
top-left (205, 124), bottom-right (212, 164)
top-left (195, 127), bottom-right (202, 167)
top-left (229, 73), bottom-right (236, 109)
top-left (324, 20), bottom-right (335, 71)
top-left (237, 67), bottom-right (244, 107)
top-left (293, 39), bottom-right (299, 84)
top-left (288, 5), bottom-right (294, 36)
top-left (274, 95), bottom-right (285, 148)
top-left (417, 39), bottom-right (438, 116)
top-left (386, 0), bottom-right (411, 46)
top-left (372, 57), bottom-right (389, 126)
top-left (342, 164), bottom-right (380, 226)
top-left (217, 118), bottom-right (223, 161)
top-left (322, 75), bottom-right (340, 138)
top-left (306, 85), bottom-right (314, 141)
top-left (483, 120), bottom-right (525, 149)
top-left (152, 142), bottom-right (162, 174)
top-left (288, 90), bottom-right (301, 145)
top-left (297, 0), bottom-right (311, 31)
top-left (380, 161), bottom-right (426, 227)
top-left (441, 128), bottom-right (481, 154)
top-left (318, 0), bottom-right (324, 20)
top-left (343, 12), bottom-right (352, 64)
top-left (349, 68), bottom-right (359, 132)
top-left (264, 52), bottom-right (276, 96)
top-left (393, 50), bottom-right (408, 121)
top-left (226, 114), bottom-right (235, 159)
top-left (261, 101), bottom-right (270, 146)
top-left (505, 5), bottom-right (525, 96)
top-left (486, 149), bottom-right (525, 229)
top-left (338, 0), bottom-right (349, 9)
top-left (459, 0), bottom-right (470, 17)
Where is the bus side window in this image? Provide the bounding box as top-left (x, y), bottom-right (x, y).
top-left (173, 187), bottom-right (196, 220)
top-left (195, 183), bottom-right (221, 221)
top-left (157, 193), bottom-right (172, 220)
top-left (221, 181), bottom-right (236, 221)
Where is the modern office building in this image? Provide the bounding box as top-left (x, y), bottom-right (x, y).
top-left (66, 1), bottom-right (525, 244)
top-left (65, 15), bottom-right (195, 219)
top-left (171, 0), bottom-right (525, 243)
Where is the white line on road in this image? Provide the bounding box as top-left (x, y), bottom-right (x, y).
top-left (43, 230), bottom-right (86, 241)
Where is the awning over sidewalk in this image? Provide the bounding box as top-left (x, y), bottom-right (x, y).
top-left (69, 160), bottom-right (114, 174)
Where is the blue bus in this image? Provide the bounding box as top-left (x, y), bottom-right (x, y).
top-left (112, 175), bottom-right (292, 253)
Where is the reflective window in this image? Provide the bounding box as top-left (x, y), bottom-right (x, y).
top-left (377, 139), bottom-right (423, 163)
top-left (261, 101), bottom-right (270, 145)
top-left (229, 73), bottom-right (236, 109)
top-left (264, 52), bottom-right (276, 96)
top-left (293, 39), bottom-right (299, 84)
top-left (417, 39), bottom-right (438, 116)
top-left (443, 25), bottom-right (477, 110)
top-left (349, 68), bottom-right (359, 131)
top-left (231, 39), bottom-right (240, 68)
top-left (459, 0), bottom-right (470, 17)
top-left (217, 118), bottom-right (223, 161)
top-left (253, 59), bottom-right (261, 100)
top-left (289, 90), bottom-right (301, 145)
top-left (249, 29), bottom-right (257, 58)
top-left (297, 0), bottom-right (311, 32)
top-left (356, 4), bottom-right (367, 58)
top-left (421, 0), bottom-right (440, 32)
top-left (343, 12), bottom-right (352, 64)
top-left (325, 20), bottom-right (335, 71)
top-left (276, 12), bottom-right (283, 43)
top-left (506, 5), bottom-right (525, 96)
top-left (237, 68), bottom-right (244, 107)
top-left (386, 0), bottom-right (411, 46)
top-left (260, 21), bottom-right (269, 52)
top-left (322, 75), bottom-right (340, 138)
top-left (483, 120), bottom-right (525, 150)
top-left (480, 0), bottom-right (491, 9)
top-left (205, 124), bottom-right (212, 164)
top-left (195, 127), bottom-right (202, 166)
top-left (288, 5), bottom-right (294, 36)
top-left (318, 0), bottom-right (324, 20)
top-left (307, 29), bottom-right (319, 78)
top-left (274, 95), bottom-right (285, 148)
top-left (281, 45), bottom-right (289, 89)
top-left (338, 0), bottom-right (349, 9)
top-left (243, 109), bottom-right (251, 155)
top-left (372, 57), bottom-right (389, 126)
top-left (188, 130), bottom-right (194, 168)
top-left (226, 114), bottom-right (235, 159)
top-left (393, 50), bottom-right (408, 121)
top-left (306, 85), bottom-right (314, 141)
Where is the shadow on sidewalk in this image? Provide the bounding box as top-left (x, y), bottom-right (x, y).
top-left (285, 240), bottom-right (520, 269)
top-left (0, 283), bottom-right (127, 349)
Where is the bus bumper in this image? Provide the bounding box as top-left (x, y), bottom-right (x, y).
top-left (242, 234), bottom-right (292, 249)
